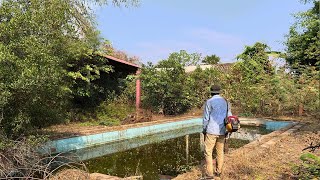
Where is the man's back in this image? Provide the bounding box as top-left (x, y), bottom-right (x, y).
top-left (203, 95), bottom-right (231, 135)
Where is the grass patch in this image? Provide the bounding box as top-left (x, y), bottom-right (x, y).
top-left (78, 118), bottom-right (121, 127)
top-left (292, 153), bottom-right (320, 179)
top-left (227, 138), bottom-right (250, 149)
top-left (76, 99), bottom-right (135, 127)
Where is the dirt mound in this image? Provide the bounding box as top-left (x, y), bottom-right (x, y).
top-left (121, 111), bottom-right (152, 125)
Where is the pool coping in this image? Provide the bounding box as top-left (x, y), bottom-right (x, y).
top-left (226, 121), bottom-right (303, 154)
top-left (43, 117), bottom-right (202, 154)
top-left (42, 117), bottom-right (295, 155)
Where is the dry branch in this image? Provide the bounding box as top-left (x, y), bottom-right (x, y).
top-left (302, 142), bottom-right (320, 152)
top-left (0, 138), bottom-right (88, 179)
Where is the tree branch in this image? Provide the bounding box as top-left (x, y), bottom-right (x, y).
top-left (302, 142), bottom-right (320, 152)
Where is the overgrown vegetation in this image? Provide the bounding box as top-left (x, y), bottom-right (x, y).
top-left (141, 50), bottom-right (201, 115)
top-left (1, 0), bottom-right (317, 138)
top-left (0, 0), bottom-right (318, 179)
top-left (140, 42), bottom-right (319, 117)
top-left (140, 1), bottom-right (319, 118)
top-left (0, 0), bottom-right (138, 137)
top-left (285, 0), bottom-right (319, 68)
top-left (294, 153), bottom-right (320, 179)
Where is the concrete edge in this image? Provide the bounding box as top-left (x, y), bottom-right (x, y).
top-left (43, 117), bottom-right (297, 155)
top-left (225, 122), bottom-right (304, 154)
top-left (43, 118), bottom-right (203, 154)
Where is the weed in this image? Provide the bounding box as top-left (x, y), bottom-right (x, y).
top-left (293, 153), bottom-right (320, 179)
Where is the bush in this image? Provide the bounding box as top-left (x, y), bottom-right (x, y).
top-left (141, 51), bottom-right (201, 115)
top-left (221, 43), bottom-right (319, 117)
top-left (188, 67), bottom-right (220, 108)
top-left (96, 99), bottom-right (135, 126)
top-left (293, 153), bottom-right (320, 179)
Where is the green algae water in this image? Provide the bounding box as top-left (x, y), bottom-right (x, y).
top-left (79, 125), bottom-right (273, 180)
top-left (84, 133), bottom-right (250, 180)
top-left (85, 133), bottom-right (204, 179)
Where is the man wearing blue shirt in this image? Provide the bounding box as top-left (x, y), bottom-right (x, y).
top-left (203, 85), bottom-right (232, 179)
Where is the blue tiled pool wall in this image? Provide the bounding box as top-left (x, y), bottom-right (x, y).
top-left (45, 118), bottom-right (292, 154)
top-left (46, 118), bottom-right (202, 154)
top-left (74, 126), bottom-right (202, 161)
top-left (264, 121), bottom-right (292, 130)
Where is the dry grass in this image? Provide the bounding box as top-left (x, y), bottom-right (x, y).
top-left (50, 169), bottom-right (89, 180)
top-left (174, 167), bottom-right (202, 180)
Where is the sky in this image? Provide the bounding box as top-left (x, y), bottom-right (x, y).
top-left (95, 0), bottom-right (312, 64)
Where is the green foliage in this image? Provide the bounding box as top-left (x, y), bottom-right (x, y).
top-left (141, 50), bottom-right (202, 115)
top-left (68, 54), bottom-right (114, 108)
top-left (120, 74), bottom-right (137, 103)
top-left (188, 66), bottom-right (220, 108)
top-left (202, 54), bottom-right (220, 65)
top-left (0, 0), bottom-right (87, 136)
top-left (0, 0), bottom-right (140, 137)
top-left (224, 42), bottom-right (274, 115)
top-left (294, 153), bottom-right (320, 179)
top-left (140, 46), bottom-right (319, 117)
top-left (236, 42), bottom-right (274, 83)
top-left (0, 0), bottom-right (132, 136)
top-left (285, 0), bottom-right (320, 68)
top-left (96, 98), bottom-right (135, 126)
top-left (222, 42), bottom-right (319, 117)
top-left (157, 50), bottom-right (202, 67)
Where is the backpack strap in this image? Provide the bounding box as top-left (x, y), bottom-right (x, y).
top-left (223, 97), bottom-right (229, 125)
top-left (223, 98), bottom-right (232, 138)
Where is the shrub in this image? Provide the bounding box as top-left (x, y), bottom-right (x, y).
top-left (293, 153), bottom-right (320, 179)
top-left (141, 51), bottom-right (201, 115)
top-left (96, 99), bottom-right (135, 126)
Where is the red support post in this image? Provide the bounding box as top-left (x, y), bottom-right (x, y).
top-left (136, 69), bottom-right (141, 111)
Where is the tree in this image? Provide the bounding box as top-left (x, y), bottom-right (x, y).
top-left (202, 54), bottom-right (220, 65)
top-left (188, 67), bottom-right (220, 108)
top-left (236, 42), bottom-right (274, 83)
top-left (285, 0), bottom-right (320, 68)
top-left (141, 50), bottom-right (201, 115)
top-left (157, 50), bottom-right (202, 67)
top-left (0, 0), bottom-right (138, 136)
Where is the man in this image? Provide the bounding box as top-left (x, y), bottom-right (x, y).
top-left (203, 85), bottom-right (232, 179)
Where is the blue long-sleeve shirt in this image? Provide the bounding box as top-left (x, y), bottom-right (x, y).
top-left (203, 95), bottom-right (232, 135)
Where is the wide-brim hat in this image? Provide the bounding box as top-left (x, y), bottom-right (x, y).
top-left (210, 85), bottom-right (221, 94)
